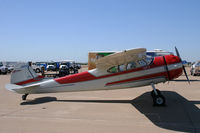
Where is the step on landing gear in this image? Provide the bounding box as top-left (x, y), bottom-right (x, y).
top-left (22, 94), bottom-right (29, 101)
top-left (151, 83), bottom-right (165, 106)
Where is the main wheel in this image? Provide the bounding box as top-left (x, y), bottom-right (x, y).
top-left (153, 95), bottom-right (166, 106)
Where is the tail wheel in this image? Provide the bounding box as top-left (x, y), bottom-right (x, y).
top-left (22, 94), bottom-right (28, 100)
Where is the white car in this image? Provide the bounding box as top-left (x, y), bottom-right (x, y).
top-left (46, 64), bottom-right (56, 71)
top-left (7, 65), bottom-right (14, 73)
top-left (190, 61), bottom-right (200, 76)
top-left (32, 64), bottom-right (43, 73)
top-left (0, 62), bottom-right (8, 74)
top-left (59, 62), bottom-right (70, 69)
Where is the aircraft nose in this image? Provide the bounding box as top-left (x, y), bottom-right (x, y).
top-left (165, 55), bottom-right (182, 64)
top-left (164, 55), bottom-right (183, 80)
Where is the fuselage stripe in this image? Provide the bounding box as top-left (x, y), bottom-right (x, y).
top-left (105, 68), bottom-right (182, 86)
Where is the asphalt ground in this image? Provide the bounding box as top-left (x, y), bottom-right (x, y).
top-left (0, 68), bottom-right (200, 133)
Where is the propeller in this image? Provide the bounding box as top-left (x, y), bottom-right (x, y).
top-left (175, 47), bottom-right (190, 84)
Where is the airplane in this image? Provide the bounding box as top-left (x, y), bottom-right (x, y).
top-left (5, 47), bottom-right (190, 106)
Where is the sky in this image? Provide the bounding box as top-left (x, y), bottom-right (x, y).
top-left (0, 0), bottom-right (200, 62)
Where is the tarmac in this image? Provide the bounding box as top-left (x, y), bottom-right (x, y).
top-left (0, 68), bottom-right (200, 133)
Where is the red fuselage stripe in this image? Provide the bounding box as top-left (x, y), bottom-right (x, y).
top-left (105, 68), bottom-right (182, 86)
top-left (15, 76), bottom-right (44, 85)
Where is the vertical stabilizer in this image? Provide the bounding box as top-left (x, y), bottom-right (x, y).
top-left (11, 63), bottom-right (38, 85)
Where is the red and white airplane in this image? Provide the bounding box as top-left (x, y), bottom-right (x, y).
top-left (5, 47), bottom-right (189, 106)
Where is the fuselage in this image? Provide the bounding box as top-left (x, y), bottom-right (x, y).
top-left (15, 55), bottom-right (183, 94)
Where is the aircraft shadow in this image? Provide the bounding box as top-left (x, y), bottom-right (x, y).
top-left (20, 97), bottom-right (57, 105)
top-left (131, 91), bottom-right (200, 133)
top-left (21, 91), bottom-right (200, 133)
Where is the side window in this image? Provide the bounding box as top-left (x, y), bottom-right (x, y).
top-left (108, 66), bottom-right (118, 73)
top-left (127, 62), bottom-right (137, 70)
top-left (138, 60), bottom-right (147, 67)
top-left (108, 64), bottom-right (126, 73)
top-left (146, 57), bottom-right (153, 65)
top-left (119, 64), bottom-right (126, 72)
top-left (107, 59), bottom-right (153, 73)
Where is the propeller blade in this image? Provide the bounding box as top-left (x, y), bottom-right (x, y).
top-left (175, 46), bottom-right (180, 58)
top-left (182, 66), bottom-right (190, 84)
top-left (175, 47), bottom-right (190, 84)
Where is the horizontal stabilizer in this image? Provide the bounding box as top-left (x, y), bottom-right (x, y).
top-left (5, 84), bottom-right (40, 94)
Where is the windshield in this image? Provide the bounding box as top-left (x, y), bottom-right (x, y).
top-left (48, 63), bottom-right (55, 65)
top-left (36, 62), bottom-right (46, 65)
top-left (146, 52), bottom-right (173, 57)
top-left (61, 63), bottom-right (67, 65)
top-left (61, 62), bottom-right (70, 66)
top-left (0, 62), bottom-right (3, 67)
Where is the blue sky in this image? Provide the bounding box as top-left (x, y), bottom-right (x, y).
top-left (0, 0), bottom-right (199, 62)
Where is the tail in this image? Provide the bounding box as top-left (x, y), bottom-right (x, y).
top-left (11, 63), bottom-right (39, 85)
top-left (6, 63), bottom-right (42, 94)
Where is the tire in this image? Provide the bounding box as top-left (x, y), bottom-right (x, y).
top-left (22, 94), bottom-right (28, 100)
top-left (3, 72), bottom-right (7, 75)
top-left (153, 95), bottom-right (166, 106)
top-left (36, 68), bottom-right (40, 73)
top-left (74, 69), bottom-right (78, 74)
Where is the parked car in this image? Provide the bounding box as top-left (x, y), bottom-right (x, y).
top-left (6, 65), bottom-right (14, 73)
top-left (190, 61), bottom-right (200, 76)
top-left (59, 61), bottom-right (70, 69)
top-left (59, 65), bottom-right (70, 77)
top-left (47, 62), bottom-right (57, 71)
top-left (75, 63), bottom-right (81, 69)
top-left (0, 62), bottom-right (8, 74)
top-left (32, 63), bottom-right (43, 73)
top-left (35, 62), bottom-right (47, 71)
top-left (69, 61), bottom-right (79, 74)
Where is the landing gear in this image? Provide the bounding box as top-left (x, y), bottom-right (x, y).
top-left (151, 89), bottom-right (161, 97)
top-left (151, 83), bottom-right (165, 106)
top-left (22, 94), bottom-right (28, 100)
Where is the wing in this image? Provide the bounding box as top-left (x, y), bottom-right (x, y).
top-left (96, 48), bottom-right (146, 70)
